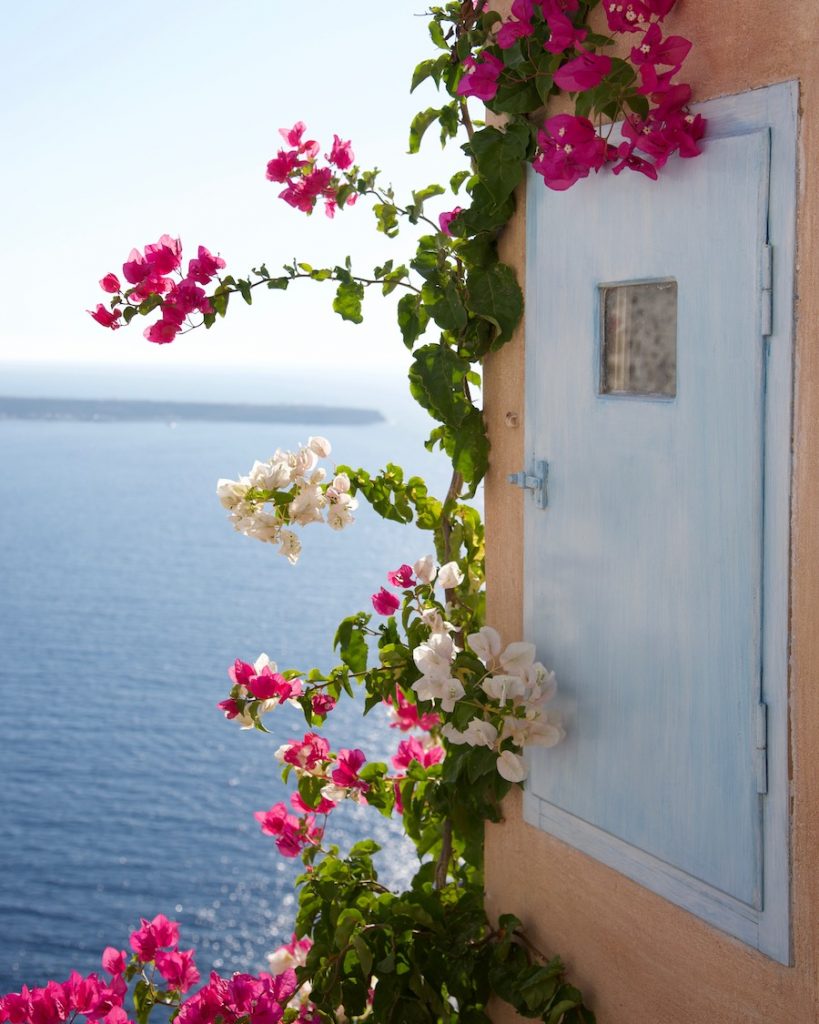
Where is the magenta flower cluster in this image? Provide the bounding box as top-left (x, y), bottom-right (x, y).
top-left (371, 563), bottom-right (416, 616)
top-left (266, 122), bottom-right (357, 218)
top-left (458, 0), bottom-right (704, 191)
top-left (88, 236), bottom-right (226, 343)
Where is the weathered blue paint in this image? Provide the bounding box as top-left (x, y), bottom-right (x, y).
top-left (521, 83), bottom-right (796, 963)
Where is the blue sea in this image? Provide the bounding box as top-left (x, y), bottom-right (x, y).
top-left (0, 365), bottom-right (457, 993)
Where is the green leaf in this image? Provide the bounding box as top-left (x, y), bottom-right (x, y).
top-left (411, 55), bottom-right (449, 91)
top-left (374, 203), bottom-right (400, 238)
top-left (211, 291), bottom-right (229, 317)
top-left (491, 81), bottom-right (542, 114)
top-left (238, 280), bottom-right (252, 305)
top-left (352, 935), bottom-right (373, 979)
top-left (428, 19), bottom-right (448, 50)
top-left (421, 281), bottom-right (467, 333)
top-left (450, 169), bottom-right (471, 194)
top-left (466, 261), bottom-right (523, 349)
top-left (409, 344), bottom-right (471, 428)
top-left (413, 183), bottom-right (446, 205)
top-left (409, 107), bottom-right (441, 154)
top-left (333, 280), bottom-right (365, 324)
top-left (625, 92), bottom-right (650, 120)
top-left (123, 306), bottom-right (138, 324)
top-left (468, 123), bottom-right (530, 205)
top-left (397, 293), bottom-right (430, 350)
top-left (267, 277), bottom-right (290, 290)
top-left (334, 615), bottom-right (369, 673)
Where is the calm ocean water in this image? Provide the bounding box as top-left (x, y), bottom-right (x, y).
top-left (0, 370), bottom-right (457, 992)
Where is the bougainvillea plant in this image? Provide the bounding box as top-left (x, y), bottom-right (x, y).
top-left (8, 3), bottom-right (707, 1023)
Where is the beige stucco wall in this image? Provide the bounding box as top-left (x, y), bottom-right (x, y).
top-left (483, 2), bottom-right (819, 1021)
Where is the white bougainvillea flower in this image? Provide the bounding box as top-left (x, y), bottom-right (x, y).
top-left (278, 529), bottom-right (302, 564)
top-left (467, 625), bottom-right (502, 667)
top-left (289, 484), bottom-right (325, 526)
top-left (525, 712), bottom-right (565, 747)
top-left (245, 510), bottom-right (282, 543)
top-left (420, 607), bottom-right (455, 635)
top-left (437, 561), bottom-right (464, 589)
top-left (308, 435), bottom-right (332, 458)
top-left (499, 641), bottom-right (537, 678)
top-left (482, 673), bottom-right (527, 706)
top-left (523, 663), bottom-right (558, 706)
top-left (249, 459), bottom-right (292, 491)
top-left (327, 494), bottom-right (357, 530)
top-left (439, 677), bottom-right (466, 713)
top-left (413, 554), bottom-right (437, 584)
top-left (497, 749), bottom-right (528, 783)
top-left (216, 475), bottom-right (250, 509)
top-left (411, 675), bottom-right (443, 703)
top-left (331, 472), bottom-right (351, 493)
top-left (413, 633), bottom-right (455, 681)
top-left (443, 719), bottom-right (498, 748)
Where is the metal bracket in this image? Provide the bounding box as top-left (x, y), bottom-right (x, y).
top-left (508, 460), bottom-right (549, 509)
top-left (755, 701), bottom-right (769, 795)
top-left (761, 244), bottom-right (773, 337)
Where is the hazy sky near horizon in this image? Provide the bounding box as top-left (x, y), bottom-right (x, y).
top-left (0, 2), bottom-right (465, 377)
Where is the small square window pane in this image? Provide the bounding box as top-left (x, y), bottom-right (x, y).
top-left (600, 280), bottom-right (677, 397)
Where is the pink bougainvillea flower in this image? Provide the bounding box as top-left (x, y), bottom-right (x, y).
top-left (533, 114), bottom-right (608, 190)
top-left (265, 148), bottom-right (303, 183)
top-left (229, 659), bottom-right (256, 689)
top-left (246, 666), bottom-right (300, 701)
top-left (631, 23), bottom-right (692, 93)
top-left (290, 790), bottom-right (336, 815)
top-left (310, 693), bottom-right (336, 716)
top-left (163, 279), bottom-right (212, 323)
top-left (279, 121), bottom-right (307, 146)
top-left (496, 16), bottom-right (534, 49)
top-left (282, 732), bottom-right (330, 771)
top-left (372, 587), bottom-right (400, 616)
top-left (327, 135), bottom-right (354, 169)
top-left (331, 748), bottom-right (369, 792)
top-left (278, 122), bottom-right (319, 156)
top-left (217, 697), bottom-right (241, 719)
top-left (187, 246), bottom-right (225, 285)
top-left (279, 166), bottom-right (333, 214)
top-left (391, 736), bottom-right (445, 771)
top-left (611, 143), bottom-right (660, 179)
top-left (99, 273), bottom-right (121, 293)
top-left (385, 688), bottom-right (441, 731)
top-left (143, 319), bottom-right (180, 345)
top-left (255, 803), bottom-right (321, 857)
top-left (101, 948), bottom-right (127, 977)
top-left (143, 235), bottom-right (182, 275)
top-left (88, 304), bottom-right (122, 330)
top-left (542, 8), bottom-right (588, 53)
top-left (438, 207), bottom-right (463, 237)
top-left (122, 248), bottom-right (150, 285)
top-left (602, 0), bottom-right (652, 33)
top-left (129, 914), bottom-right (179, 962)
top-left (457, 52), bottom-right (505, 102)
top-left (387, 564), bottom-right (416, 588)
top-left (553, 51), bottom-right (612, 91)
top-left (155, 949), bottom-right (200, 993)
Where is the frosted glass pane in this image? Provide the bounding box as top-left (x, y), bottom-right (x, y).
top-left (600, 280), bottom-right (677, 397)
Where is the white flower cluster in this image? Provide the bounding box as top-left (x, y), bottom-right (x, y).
top-left (411, 616), bottom-right (564, 784)
top-left (216, 436), bottom-right (358, 563)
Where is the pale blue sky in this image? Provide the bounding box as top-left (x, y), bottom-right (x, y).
top-left (0, 1), bottom-right (465, 376)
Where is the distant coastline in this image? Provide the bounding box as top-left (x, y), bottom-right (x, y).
top-left (0, 396), bottom-right (384, 425)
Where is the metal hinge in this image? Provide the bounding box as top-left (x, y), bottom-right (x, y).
top-left (508, 460), bottom-right (549, 509)
top-left (755, 701), bottom-right (769, 795)
top-left (761, 244), bottom-right (773, 337)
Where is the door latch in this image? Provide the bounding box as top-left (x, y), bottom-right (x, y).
top-left (508, 460), bottom-right (549, 509)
